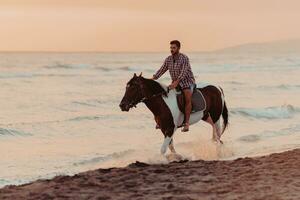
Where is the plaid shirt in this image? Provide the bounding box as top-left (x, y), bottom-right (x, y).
top-left (153, 53), bottom-right (195, 89)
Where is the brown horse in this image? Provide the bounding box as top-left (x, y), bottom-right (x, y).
top-left (119, 73), bottom-right (228, 155)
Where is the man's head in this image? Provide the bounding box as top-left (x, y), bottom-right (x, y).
top-left (170, 40), bottom-right (181, 55)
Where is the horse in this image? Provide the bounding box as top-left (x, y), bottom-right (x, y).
top-left (119, 73), bottom-right (228, 155)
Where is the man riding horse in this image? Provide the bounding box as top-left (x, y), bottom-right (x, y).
top-left (119, 41), bottom-right (228, 155)
top-left (152, 40), bottom-right (195, 132)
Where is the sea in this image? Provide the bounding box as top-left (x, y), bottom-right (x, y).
top-left (1, 42), bottom-right (300, 187)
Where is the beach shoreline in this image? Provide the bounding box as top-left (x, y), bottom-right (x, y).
top-left (1, 148), bottom-right (299, 200)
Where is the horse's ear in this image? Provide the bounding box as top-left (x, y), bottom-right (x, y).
top-left (139, 72), bottom-right (142, 77)
top-left (133, 73), bottom-right (137, 77)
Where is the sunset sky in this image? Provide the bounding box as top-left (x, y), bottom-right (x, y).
top-left (0, 0), bottom-right (299, 52)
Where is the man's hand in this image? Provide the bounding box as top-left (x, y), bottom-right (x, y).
top-left (168, 79), bottom-right (180, 90)
top-left (151, 76), bottom-right (156, 80)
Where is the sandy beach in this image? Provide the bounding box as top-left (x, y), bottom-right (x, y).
top-left (1, 148), bottom-right (299, 200)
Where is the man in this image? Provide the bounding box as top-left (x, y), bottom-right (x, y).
top-left (152, 40), bottom-right (195, 132)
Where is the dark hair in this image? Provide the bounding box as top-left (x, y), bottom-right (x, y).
top-left (170, 40), bottom-right (181, 48)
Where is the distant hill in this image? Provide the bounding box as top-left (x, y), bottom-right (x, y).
top-left (213, 39), bottom-right (300, 54)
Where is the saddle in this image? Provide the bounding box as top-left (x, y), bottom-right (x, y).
top-left (176, 85), bottom-right (206, 114)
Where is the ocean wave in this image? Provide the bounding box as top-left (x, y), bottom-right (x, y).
top-left (224, 81), bottom-right (246, 85)
top-left (238, 134), bottom-right (261, 142)
top-left (71, 101), bottom-right (98, 107)
top-left (73, 149), bottom-right (135, 166)
top-left (68, 114), bottom-right (125, 122)
top-left (0, 179), bottom-right (10, 188)
top-left (231, 104), bottom-right (300, 119)
top-left (0, 73), bottom-right (34, 79)
top-left (262, 124), bottom-right (300, 137)
top-left (68, 115), bottom-right (105, 122)
top-left (238, 124), bottom-right (300, 143)
top-left (44, 63), bottom-right (89, 69)
top-left (118, 66), bottom-right (132, 71)
top-left (70, 99), bottom-right (107, 108)
top-left (0, 128), bottom-right (31, 137)
top-left (37, 73), bottom-right (80, 77)
top-left (0, 72), bottom-right (80, 79)
top-left (93, 66), bottom-right (133, 72)
top-left (258, 84), bottom-right (300, 90)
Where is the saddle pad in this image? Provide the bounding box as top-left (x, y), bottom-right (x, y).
top-left (176, 89), bottom-right (206, 113)
top-left (191, 89), bottom-right (206, 112)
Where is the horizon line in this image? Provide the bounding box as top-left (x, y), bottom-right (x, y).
top-left (1, 38), bottom-right (299, 54)
top-left (0, 50), bottom-right (209, 54)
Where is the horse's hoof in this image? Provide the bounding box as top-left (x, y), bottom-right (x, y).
top-left (211, 139), bottom-right (223, 145)
top-left (166, 153), bottom-right (184, 162)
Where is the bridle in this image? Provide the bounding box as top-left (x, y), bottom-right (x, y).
top-left (127, 80), bottom-right (168, 108)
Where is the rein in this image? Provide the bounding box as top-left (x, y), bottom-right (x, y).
top-left (129, 84), bottom-right (168, 108)
top-left (141, 90), bottom-right (167, 103)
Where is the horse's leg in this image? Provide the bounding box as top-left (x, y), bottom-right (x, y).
top-left (168, 138), bottom-right (176, 153)
top-left (161, 136), bottom-right (172, 154)
top-left (161, 129), bottom-right (174, 155)
top-left (214, 118), bottom-right (223, 144)
top-left (204, 114), bottom-right (218, 141)
top-left (154, 116), bottom-right (160, 129)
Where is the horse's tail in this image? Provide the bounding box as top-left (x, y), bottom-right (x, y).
top-left (221, 101), bottom-right (228, 134)
top-left (219, 87), bottom-right (228, 134)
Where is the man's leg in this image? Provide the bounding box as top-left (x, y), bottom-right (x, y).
top-left (182, 89), bottom-right (192, 132)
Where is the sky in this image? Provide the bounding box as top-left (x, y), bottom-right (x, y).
top-left (0, 0), bottom-right (300, 52)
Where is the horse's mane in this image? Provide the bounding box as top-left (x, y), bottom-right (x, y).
top-left (143, 78), bottom-right (168, 97)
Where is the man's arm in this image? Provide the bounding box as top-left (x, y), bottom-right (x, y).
top-left (177, 56), bottom-right (190, 80)
top-left (152, 58), bottom-right (168, 80)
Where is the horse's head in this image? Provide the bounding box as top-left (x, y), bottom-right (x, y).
top-left (119, 73), bottom-right (145, 111)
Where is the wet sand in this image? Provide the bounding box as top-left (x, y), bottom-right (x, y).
top-left (1, 149), bottom-right (299, 200)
